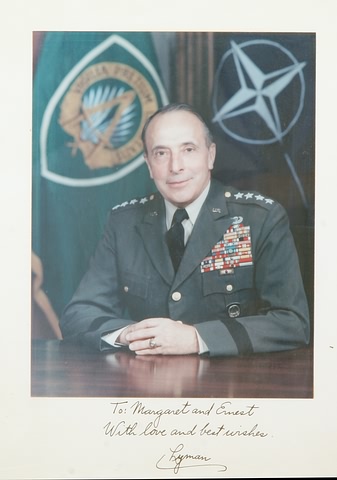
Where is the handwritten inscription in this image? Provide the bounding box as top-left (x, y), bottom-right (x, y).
top-left (156, 443), bottom-right (227, 474)
top-left (103, 420), bottom-right (267, 438)
top-left (103, 400), bottom-right (269, 474)
top-left (108, 400), bottom-right (258, 423)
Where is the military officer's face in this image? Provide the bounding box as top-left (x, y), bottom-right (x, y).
top-left (144, 110), bottom-right (216, 208)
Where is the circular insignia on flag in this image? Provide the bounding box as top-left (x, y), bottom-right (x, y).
top-left (40, 34), bottom-right (168, 187)
top-left (212, 39), bottom-right (306, 145)
top-left (59, 62), bottom-right (157, 170)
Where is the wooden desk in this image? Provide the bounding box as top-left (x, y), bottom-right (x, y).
top-left (31, 340), bottom-right (313, 398)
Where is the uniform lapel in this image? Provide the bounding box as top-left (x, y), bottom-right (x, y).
top-left (136, 196), bottom-right (175, 284)
top-left (173, 181), bottom-right (233, 288)
top-left (136, 182), bottom-right (234, 287)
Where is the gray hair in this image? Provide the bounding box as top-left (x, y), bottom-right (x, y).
top-left (141, 103), bottom-right (214, 155)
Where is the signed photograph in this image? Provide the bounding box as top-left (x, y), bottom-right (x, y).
top-left (2, 0), bottom-right (337, 479)
top-left (31, 30), bottom-right (314, 399)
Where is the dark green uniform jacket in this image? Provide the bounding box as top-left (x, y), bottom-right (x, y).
top-left (60, 179), bottom-right (310, 356)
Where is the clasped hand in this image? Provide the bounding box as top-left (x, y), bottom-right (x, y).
top-left (118, 317), bottom-right (199, 355)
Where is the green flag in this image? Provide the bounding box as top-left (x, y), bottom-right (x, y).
top-left (32, 31), bottom-right (168, 320)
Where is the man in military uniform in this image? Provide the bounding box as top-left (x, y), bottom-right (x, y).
top-left (60, 103), bottom-right (310, 356)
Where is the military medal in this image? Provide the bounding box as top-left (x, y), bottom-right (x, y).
top-left (200, 223), bottom-right (253, 273)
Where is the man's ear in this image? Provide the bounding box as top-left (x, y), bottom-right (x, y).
top-left (208, 143), bottom-right (216, 170)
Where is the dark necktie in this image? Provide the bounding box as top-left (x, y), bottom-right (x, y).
top-left (166, 208), bottom-right (189, 272)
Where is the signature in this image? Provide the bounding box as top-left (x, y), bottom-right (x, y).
top-left (156, 443), bottom-right (227, 474)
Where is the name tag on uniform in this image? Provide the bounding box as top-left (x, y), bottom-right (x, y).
top-left (201, 223), bottom-right (253, 274)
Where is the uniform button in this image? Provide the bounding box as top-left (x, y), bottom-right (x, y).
top-left (226, 284), bottom-right (233, 292)
top-left (123, 286), bottom-right (129, 293)
top-left (228, 304), bottom-right (241, 318)
top-left (172, 291), bottom-right (182, 302)
top-left (224, 191), bottom-right (231, 198)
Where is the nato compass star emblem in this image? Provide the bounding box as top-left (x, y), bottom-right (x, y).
top-left (212, 39), bottom-right (306, 144)
top-left (212, 38), bottom-right (308, 208)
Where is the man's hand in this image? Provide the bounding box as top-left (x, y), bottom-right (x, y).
top-left (119, 318), bottom-right (199, 355)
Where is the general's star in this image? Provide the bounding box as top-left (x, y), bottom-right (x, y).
top-left (139, 197), bottom-right (148, 204)
top-left (234, 192), bottom-right (244, 199)
top-left (255, 194), bottom-right (264, 201)
top-left (213, 41), bottom-right (306, 141)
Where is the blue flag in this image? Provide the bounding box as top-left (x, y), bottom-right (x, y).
top-left (210, 32), bottom-right (315, 317)
top-left (211, 32), bottom-right (315, 227)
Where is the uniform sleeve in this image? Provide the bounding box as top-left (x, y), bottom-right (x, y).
top-left (195, 203), bottom-right (310, 356)
top-left (60, 212), bottom-right (135, 351)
